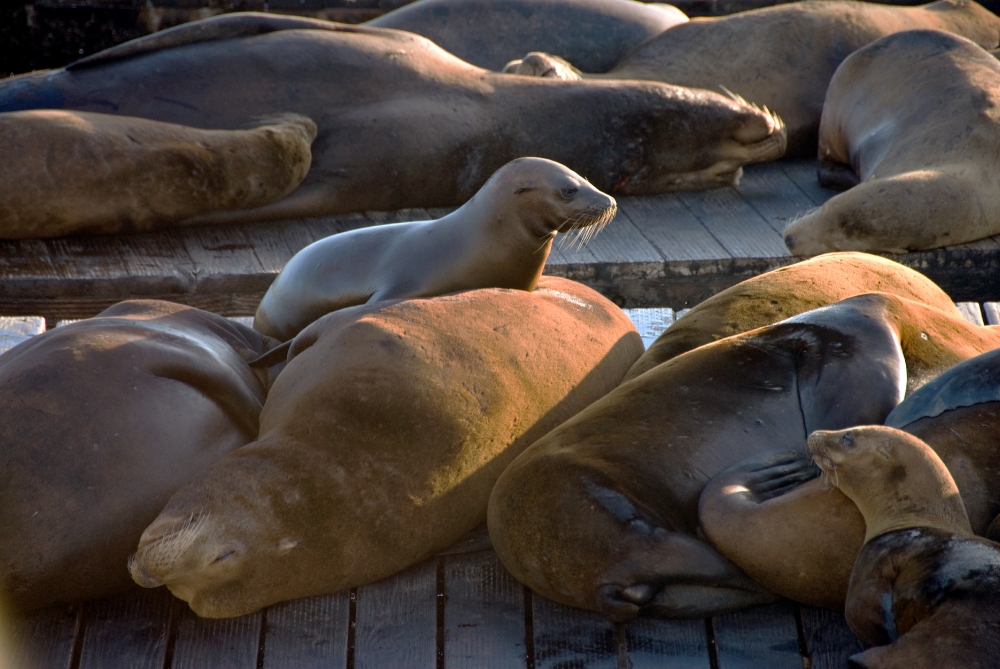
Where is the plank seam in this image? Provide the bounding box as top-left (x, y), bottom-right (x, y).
top-left (704, 617), bottom-right (719, 669)
top-left (68, 606), bottom-right (85, 669)
top-left (346, 588), bottom-right (358, 669)
top-left (160, 599), bottom-right (179, 669)
top-left (256, 606), bottom-right (268, 669)
top-left (436, 558), bottom-right (445, 669)
top-left (523, 587), bottom-right (535, 669)
top-left (793, 605), bottom-right (811, 669)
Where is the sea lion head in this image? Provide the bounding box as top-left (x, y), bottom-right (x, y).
top-left (808, 426), bottom-right (971, 542)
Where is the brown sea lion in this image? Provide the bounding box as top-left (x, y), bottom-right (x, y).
top-left (0, 13), bottom-right (784, 226)
top-left (127, 277), bottom-right (643, 618)
top-left (809, 426), bottom-right (1000, 669)
top-left (489, 293), bottom-right (1000, 620)
top-left (623, 252), bottom-right (960, 382)
top-left (0, 301), bottom-right (276, 611)
top-left (783, 30), bottom-right (1000, 255)
top-left (367, 0), bottom-right (687, 72)
top-left (254, 157), bottom-right (616, 341)
top-left (698, 321), bottom-right (1000, 610)
top-left (0, 109), bottom-right (315, 238)
top-left (502, 0), bottom-right (1000, 156)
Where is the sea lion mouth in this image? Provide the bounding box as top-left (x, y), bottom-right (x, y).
top-left (556, 200), bottom-right (618, 250)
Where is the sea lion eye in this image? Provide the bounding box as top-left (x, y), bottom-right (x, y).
top-left (561, 187), bottom-right (578, 197)
top-left (842, 433), bottom-right (854, 448)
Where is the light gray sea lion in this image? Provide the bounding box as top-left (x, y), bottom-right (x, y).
top-left (127, 277), bottom-right (644, 618)
top-left (0, 301), bottom-right (276, 611)
top-left (0, 12), bottom-right (785, 226)
top-left (254, 157), bottom-right (616, 341)
top-left (783, 30), bottom-right (1000, 255)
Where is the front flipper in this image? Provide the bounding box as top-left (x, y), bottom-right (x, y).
top-left (699, 449), bottom-right (865, 609)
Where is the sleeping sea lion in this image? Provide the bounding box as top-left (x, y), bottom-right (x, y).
top-left (127, 277), bottom-right (643, 618)
top-left (502, 0), bottom-right (1000, 156)
top-left (698, 320), bottom-right (1000, 610)
top-left (809, 426), bottom-right (1000, 669)
top-left (783, 30), bottom-right (1000, 255)
top-left (254, 157), bottom-right (617, 341)
top-left (0, 12), bottom-right (785, 226)
top-left (623, 252), bottom-right (960, 382)
top-left (367, 0), bottom-right (687, 72)
top-left (0, 109), bottom-right (316, 238)
top-left (0, 301), bottom-right (276, 611)
top-left (489, 293), bottom-right (1000, 619)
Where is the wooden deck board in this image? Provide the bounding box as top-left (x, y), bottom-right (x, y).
top-left (712, 602), bottom-right (803, 669)
top-left (262, 592), bottom-right (351, 669)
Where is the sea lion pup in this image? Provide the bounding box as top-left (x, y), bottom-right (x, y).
top-left (783, 30), bottom-right (1000, 256)
top-left (808, 426), bottom-right (1000, 669)
top-left (489, 292), bottom-right (1000, 620)
top-left (0, 301), bottom-right (276, 611)
top-left (0, 13), bottom-right (785, 223)
top-left (254, 157), bottom-right (617, 341)
top-left (503, 0), bottom-right (1000, 156)
top-left (623, 252), bottom-right (959, 382)
top-left (697, 310), bottom-right (1000, 610)
top-left (367, 0), bottom-right (687, 72)
top-left (0, 109), bottom-right (315, 238)
top-left (127, 277), bottom-right (643, 618)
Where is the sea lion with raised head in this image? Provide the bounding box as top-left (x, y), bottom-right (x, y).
top-left (0, 109), bottom-right (316, 238)
top-left (697, 320), bottom-right (1000, 610)
top-left (489, 293), bottom-right (1000, 619)
top-left (809, 426), bottom-right (1000, 669)
top-left (367, 0), bottom-right (687, 72)
top-left (0, 301), bottom-right (276, 611)
top-left (503, 0), bottom-right (1000, 156)
top-left (623, 252), bottom-right (960, 382)
top-left (254, 157), bottom-right (616, 341)
top-left (783, 29), bottom-right (1000, 255)
top-left (128, 277), bottom-right (643, 618)
top-left (0, 12), bottom-right (785, 225)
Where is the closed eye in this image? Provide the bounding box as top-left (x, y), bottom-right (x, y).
top-left (515, 187), bottom-right (533, 194)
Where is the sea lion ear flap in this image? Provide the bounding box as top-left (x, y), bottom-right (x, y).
top-left (877, 445), bottom-right (891, 459)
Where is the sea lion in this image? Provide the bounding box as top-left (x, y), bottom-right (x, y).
top-left (0, 13), bottom-right (785, 225)
top-left (783, 30), bottom-right (1000, 255)
top-left (502, 0), bottom-right (1000, 156)
top-left (127, 277), bottom-right (643, 618)
top-left (623, 252), bottom-right (960, 382)
top-left (0, 109), bottom-right (315, 238)
top-left (0, 301), bottom-right (276, 611)
top-left (697, 317), bottom-right (1000, 610)
top-left (808, 426), bottom-right (1000, 669)
top-left (254, 157), bottom-right (617, 341)
top-left (489, 292), bottom-right (1000, 620)
top-left (367, 0), bottom-right (687, 72)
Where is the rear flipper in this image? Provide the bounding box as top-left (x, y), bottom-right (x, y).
top-left (502, 52), bottom-right (584, 80)
top-left (699, 449), bottom-right (865, 609)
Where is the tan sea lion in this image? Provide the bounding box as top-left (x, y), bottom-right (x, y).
top-left (623, 252), bottom-right (960, 382)
top-left (698, 320), bottom-right (1000, 610)
top-left (0, 301), bottom-right (276, 611)
top-left (0, 13), bottom-right (784, 226)
top-left (254, 157), bottom-right (617, 341)
top-left (0, 109), bottom-right (315, 238)
top-left (502, 0), bottom-right (1000, 156)
top-left (809, 426), bottom-right (1000, 669)
top-left (489, 293), bottom-right (1000, 620)
top-left (127, 277), bottom-right (643, 618)
top-left (367, 0), bottom-right (687, 72)
top-left (783, 30), bottom-right (1000, 255)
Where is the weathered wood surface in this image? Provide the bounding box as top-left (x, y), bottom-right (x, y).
top-left (1, 160), bottom-right (999, 323)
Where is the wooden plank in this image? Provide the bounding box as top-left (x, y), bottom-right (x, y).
top-left (624, 617), bottom-right (711, 669)
top-left (531, 592), bottom-right (618, 669)
top-left (618, 194), bottom-right (731, 261)
top-left (238, 219), bottom-right (319, 274)
top-left (263, 592), bottom-right (351, 669)
top-left (779, 161), bottom-right (839, 208)
top-left (736, 162), bottom-right (821, 237)
top-left (983, 302), bottom-right (1000, 325)
top-left (622, 307), bottom-right (675, 349)
top-left (77, 589), bottom-right (173, 669)
top-left (443, 551), bottom-right (526, 669)
top-left (171, 605), bottom-right (261, 669)
top-left (354, 559), bottom-right (437, 669)
top-left (956, 302), bottom-right (985, 326)
top-left (5, 605), bottom-right (79, 669)
top-left (711, 602), bottom-right (803, 669)
top-left (798, 606), bottom-right (867, 669)
top-left (567, 210), bottom-right (663, 264)
top-left (676, 188), bottom-right (791, 259)
top-left (0, 316), bottom-right (45, 352)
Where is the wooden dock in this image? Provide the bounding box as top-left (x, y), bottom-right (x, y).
top-left (0, 158), bottom-right (998, 328)
top-left (4, 301), bottom-right (998, 669)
